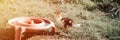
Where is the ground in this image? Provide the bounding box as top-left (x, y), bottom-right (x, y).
top-left (0, 0), bottom-right (120, 40)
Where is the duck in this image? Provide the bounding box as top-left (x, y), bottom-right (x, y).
top-left (54, 10), bottom-right (81, 32)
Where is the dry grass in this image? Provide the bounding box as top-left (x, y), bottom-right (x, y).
top-left (0, 0), bottom-right (120, 40)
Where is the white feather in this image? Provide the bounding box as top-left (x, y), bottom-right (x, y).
top-left (73, 24), bottom-right (81, 27)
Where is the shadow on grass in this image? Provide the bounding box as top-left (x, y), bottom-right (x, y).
top-left (0, 27), bottom-right (14, 40)
top-left (22, 31), bottom-right (60, 40)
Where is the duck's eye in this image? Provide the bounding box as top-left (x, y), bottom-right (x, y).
top-left (69, 21), bottom-right (72, 23)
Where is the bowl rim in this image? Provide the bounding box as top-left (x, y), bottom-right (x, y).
top-left (8, 17), bottom-right (55, 29)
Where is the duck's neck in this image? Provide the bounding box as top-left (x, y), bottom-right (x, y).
top-left (56, 15), bottom-right (62, 22)
top-left (58, 15), bottom-right (62, 20)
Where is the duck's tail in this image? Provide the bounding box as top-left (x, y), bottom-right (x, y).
top-left (73, 24), bottom-right (81, 27)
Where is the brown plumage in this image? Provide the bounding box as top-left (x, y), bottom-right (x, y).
top-left (61, 18), bottom-right (73, 29)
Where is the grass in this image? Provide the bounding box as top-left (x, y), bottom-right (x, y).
top-left (0, 0), bottom-right (120, 40)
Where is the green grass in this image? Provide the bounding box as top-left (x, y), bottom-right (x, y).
top-left (0, 0), bottom-right (120, 40)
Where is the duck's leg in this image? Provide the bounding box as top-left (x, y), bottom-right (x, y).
top-left (63, 24), bottom-right (68, 32)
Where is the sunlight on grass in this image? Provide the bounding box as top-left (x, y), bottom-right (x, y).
top-left (0, 0), bottom-right (120, 40)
